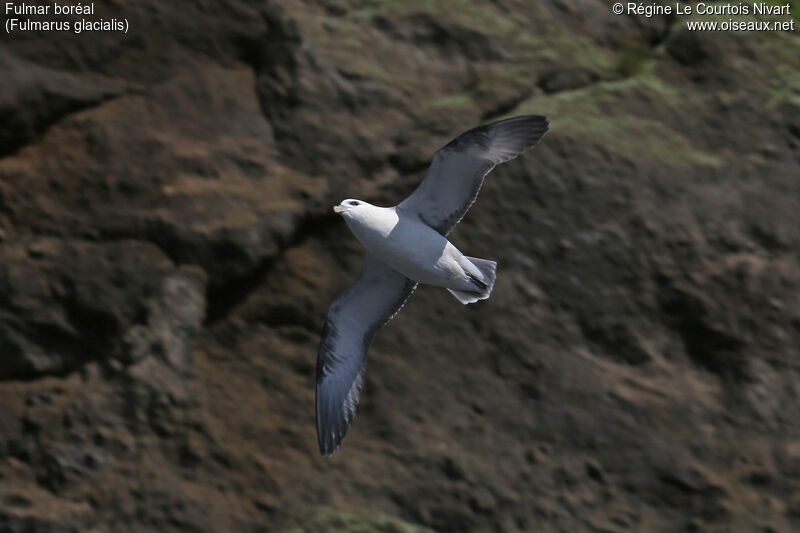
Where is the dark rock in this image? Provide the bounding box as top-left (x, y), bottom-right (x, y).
top-left (120, 265), bottom-right (207, 370)
top-left (0, 238), bottom-right (200, 380)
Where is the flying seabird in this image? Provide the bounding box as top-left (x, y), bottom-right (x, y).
top-left (316, 115), bottom-right (549, 456)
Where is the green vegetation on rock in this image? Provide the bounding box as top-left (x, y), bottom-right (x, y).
top-left (514, 74), bottom-right (722, 168)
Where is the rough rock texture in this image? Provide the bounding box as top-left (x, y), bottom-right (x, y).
top-left (1, 1), bottom-right (799, 532)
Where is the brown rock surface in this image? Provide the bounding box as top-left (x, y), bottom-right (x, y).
top-left (1, 1), bottom-right (798, 532)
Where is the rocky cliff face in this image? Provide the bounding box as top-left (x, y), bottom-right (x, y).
top-left (1, 1), bottom-right (799, 532)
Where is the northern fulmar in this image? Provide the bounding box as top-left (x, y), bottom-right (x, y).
top-left (316, 115), bottom-right (549, 456)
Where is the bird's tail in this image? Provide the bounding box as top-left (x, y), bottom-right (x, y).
top-left (447, 256), bottom-right (497, 305)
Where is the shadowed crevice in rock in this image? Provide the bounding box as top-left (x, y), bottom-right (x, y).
top-left (203, 211), bottom-right (339, 325)
top-left (0, 91), bottom-right (126, 159)
top-left (658, 284), bottom-right (748, 381)
top-left (0, 53), bottom-right (128, 158)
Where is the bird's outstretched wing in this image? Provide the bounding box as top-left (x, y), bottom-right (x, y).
top-left (316, 254), bottom-right (417, 456)
top-left (398, 115), bottom-right (548, 235)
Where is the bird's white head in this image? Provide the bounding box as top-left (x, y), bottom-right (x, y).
top-left (333, 199), bottom-right (390, 239)
top-left (332, 199), bottom-right (371, 218)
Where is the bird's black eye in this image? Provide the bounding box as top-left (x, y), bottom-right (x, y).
top-left (349, 201), bottom-right (359, 206)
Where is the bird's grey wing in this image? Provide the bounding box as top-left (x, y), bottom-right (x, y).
top-left (398, 115), bottom-right (548, 235)
top-left (316, 253), bottom-right (417, 456)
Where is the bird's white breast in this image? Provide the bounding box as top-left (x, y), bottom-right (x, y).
top-left (344, 207), bottom-right (466, 286)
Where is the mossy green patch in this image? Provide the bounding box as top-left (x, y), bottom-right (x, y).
top-left (552, 35), bottom-right (617, 74)
top-left (520, 74), bottom-right (683, 117)
top-left (429, 92), bottom-right (474, 110)
top-left (766, 62), bottom-right (800, 108)
top-left (742, 24), bottom-right (800, 107)
top-left (514, 34), bottom-right (616, 76)
top-left (471, 62), bottom-right (536, 105)
top-left (423, 36), bottom-right (618, 118)
top-left (284, 509), bottom-right (436, 533)
top-left (749, 22), bottom-right (800, 62)
top-left (615, 45), bottom-right (655, 78)
top-left (308, 16), bottom-right (400, 84)
top-left (513, 75), bottom-right (723, 168)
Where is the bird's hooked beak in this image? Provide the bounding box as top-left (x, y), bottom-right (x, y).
top-left (332, 205), bottom-right (341, 214)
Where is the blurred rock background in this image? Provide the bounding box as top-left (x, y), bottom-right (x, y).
top-left (1, 1), bottom-right (799, 531)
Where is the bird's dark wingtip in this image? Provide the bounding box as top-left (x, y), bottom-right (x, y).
top-left (319, 438), bottom-right (341, 457)
top-left (515, 114), bottom-right (549, 132)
